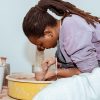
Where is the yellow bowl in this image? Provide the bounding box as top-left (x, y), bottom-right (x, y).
top-left (6, 73), bottom-right (53, 100)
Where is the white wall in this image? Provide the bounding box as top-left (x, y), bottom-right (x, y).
top-left (0, 0), bottom-right (37, 73)
top-left (65, 0), bottom-right (100, 16)
top-left (0, 0), bottom-right (100, 73)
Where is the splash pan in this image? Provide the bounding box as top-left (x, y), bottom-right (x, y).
top-left (6, 73), bottom-right (53, 100)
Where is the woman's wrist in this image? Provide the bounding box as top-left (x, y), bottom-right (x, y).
top-left (55, 68), bottom-right (81, 78)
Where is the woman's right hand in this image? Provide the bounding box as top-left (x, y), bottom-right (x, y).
top-left (41, 57), bottom-right (56, 72)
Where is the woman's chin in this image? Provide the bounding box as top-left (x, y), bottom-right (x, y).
top-left (53, 43), bottom-right (57, 48)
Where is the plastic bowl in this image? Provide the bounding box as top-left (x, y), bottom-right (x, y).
top-left (6, 73), bottom-right (53, 100)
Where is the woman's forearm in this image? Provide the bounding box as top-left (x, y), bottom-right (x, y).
top-left (57, 68), bottom-right (81, 77)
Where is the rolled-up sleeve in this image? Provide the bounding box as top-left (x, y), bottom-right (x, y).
top-left (62, 16), bottom-right (99, 72)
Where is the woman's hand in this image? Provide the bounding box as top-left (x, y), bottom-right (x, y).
top-left (44, 70), bottom-right (57, 81)
top-left (41, 57), bottom-right (56, 72)
top-left (44, 68), bottom-right (81, 81)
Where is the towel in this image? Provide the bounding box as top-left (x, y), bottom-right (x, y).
top-left (33, 67), bottom-right (100, 100)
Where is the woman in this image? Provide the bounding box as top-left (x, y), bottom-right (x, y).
top-left (23, 0), bottom-right (100, 81)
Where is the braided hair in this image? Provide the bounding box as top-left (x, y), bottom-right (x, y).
top-left (23, 0), bottom-right (100, 38)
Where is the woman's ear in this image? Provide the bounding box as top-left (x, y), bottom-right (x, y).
top-left (44, 27), bottom-right (53, 38)
top-left (45, 32), bottom-right (53, 37)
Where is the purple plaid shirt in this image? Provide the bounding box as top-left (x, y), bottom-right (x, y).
top-left (59, 14), bottom-right (100, 72)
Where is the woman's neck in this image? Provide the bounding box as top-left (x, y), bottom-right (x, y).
top-left (57, 20), bottom-right (61, 29)
top-left (56, 20), bottom-right (61, 40)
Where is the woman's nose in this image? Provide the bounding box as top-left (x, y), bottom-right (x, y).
top-left (37, 46), bottom-right (45, 51)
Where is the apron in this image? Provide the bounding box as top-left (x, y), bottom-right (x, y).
top-left (55, 43), bottom-right (77, 68)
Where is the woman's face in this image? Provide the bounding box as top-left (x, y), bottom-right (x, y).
top-left (29, 25), bottom-right (59, 50)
